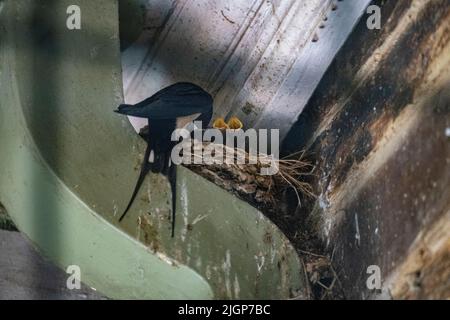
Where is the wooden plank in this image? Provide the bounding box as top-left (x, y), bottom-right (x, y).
top-left (285, 0), bottom-right (450, 299)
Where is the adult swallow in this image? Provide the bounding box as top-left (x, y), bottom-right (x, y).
top-left (115, 82), bottom-right (213, 237)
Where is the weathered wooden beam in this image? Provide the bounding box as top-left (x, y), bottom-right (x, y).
top-left (284, 0), bottom-right (450, 299)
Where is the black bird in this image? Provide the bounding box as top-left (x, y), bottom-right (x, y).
top-left (115, 82), bottom-right (213, 237)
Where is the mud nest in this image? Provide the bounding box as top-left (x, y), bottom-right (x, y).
top-left (183, 142), bottom-right (345, 299)
top-left (183, 142), bottom-right (315, 215)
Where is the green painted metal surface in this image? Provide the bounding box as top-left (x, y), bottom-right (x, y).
top-left (0, 0), bottom-right (305, 299)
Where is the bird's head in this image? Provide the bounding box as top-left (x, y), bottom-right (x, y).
top-left (227, 116), bottom-right (243, 130)
top-left (212, 117), bottom-right (229, 130)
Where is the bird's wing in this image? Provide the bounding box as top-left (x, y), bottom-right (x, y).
top-left (116, 96), bottom-right (212, 119)
top-left (116, 82), bottom-right (213, 119)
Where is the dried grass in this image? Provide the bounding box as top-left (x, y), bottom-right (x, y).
top-left (183, 142), bottom-right (315, 207)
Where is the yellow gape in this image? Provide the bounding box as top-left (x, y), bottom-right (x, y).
top-left (227, 116), bottom-right (244, 130)
top-left (212, 117), bottom-right (229, 130)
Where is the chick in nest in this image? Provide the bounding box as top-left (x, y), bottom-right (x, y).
top-left (212, 116), bottom-right (244, 130)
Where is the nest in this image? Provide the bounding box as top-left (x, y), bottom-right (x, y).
top-left (183, 142), bottom-right (315, 211)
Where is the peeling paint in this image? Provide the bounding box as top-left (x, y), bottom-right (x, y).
top-left (255, 254), bottom-right (265, 273)
top-left (180, 176), bottom-right (189, 242)
top-left (191, 214), bottom-right (208, 226)
top-left (234, 274), bottom-right (240, 299)
top-left (354, 213), bottom-right (361, 248)
top-left (222, 250), bottom-right (232, 298)
top-left (156, 252), bottom-right (177, 267)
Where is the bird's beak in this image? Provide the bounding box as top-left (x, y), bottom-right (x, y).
top-left (212, 117), bottom-right (229, 130)
top-left (227, 116), bottom-right (243, 130)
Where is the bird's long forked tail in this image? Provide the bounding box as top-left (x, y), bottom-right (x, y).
top-left (168, 163), bottom-right (177, 238)
top-left (118, 165), bottom-right (150, 222)
top-left (118, 135), bottom-right (152, 222)
top-left (118, 134), bottom-right (177, 238)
